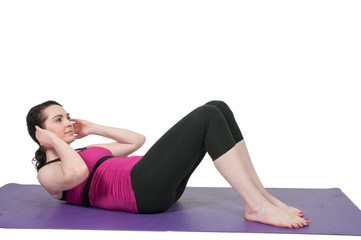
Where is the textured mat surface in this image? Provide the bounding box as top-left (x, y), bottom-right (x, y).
top-left (1, 183), bottom-right (361, 235)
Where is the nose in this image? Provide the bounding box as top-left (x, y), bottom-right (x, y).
top-left (66, 118), bottom-right (73, 127)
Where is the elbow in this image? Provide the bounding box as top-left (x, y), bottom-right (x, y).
top-left (133, 135), bottom-right (146, 152)
top-left (140, 135), bottom-right (146, 146)
top-left (78, 166), bottom-right (89, 180)
top-left (68, 166), bottom-right (89, 182)
top-left (137, 135), bottom-right (146, 148)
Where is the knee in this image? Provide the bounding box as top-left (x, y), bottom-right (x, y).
top-left (188, 104), bottom-right (225, 127)
top-left (205, 100), bottom-right (226, 105)
top-left (205, 100), bottom-right (234, 117)
top-left (199, 105), bottom-right (224, 122)
top-left (205, 100), bottom-right (231, 111)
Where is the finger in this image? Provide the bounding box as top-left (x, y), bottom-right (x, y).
top-left (71, 119), bottom-right (81, 126)
top-left (35, 126), bottom-right (43, 134)
top-left (75, 134), bottom-right (83, 139)
top-left (36, 125), bottom-right (45, 131)
top-left (35, 130), bottom-right (41, 141)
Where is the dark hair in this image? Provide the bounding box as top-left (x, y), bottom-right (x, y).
top-left (26, 100), bottom-right (62, 171)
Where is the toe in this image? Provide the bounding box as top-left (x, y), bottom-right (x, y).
top-left (289, 206), bottom-right (304, 216)
top-left (293, 222), bottom-right (300, 228)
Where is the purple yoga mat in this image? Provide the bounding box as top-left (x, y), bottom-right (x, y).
top-left (0, 183), bottom-right (361, 235)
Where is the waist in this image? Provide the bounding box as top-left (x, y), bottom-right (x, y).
top-left (63, 156), bottom-right (143, 213)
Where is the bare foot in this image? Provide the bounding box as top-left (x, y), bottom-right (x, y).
top-left (263, 192), bottom-right (304, 217)
top-left (245, 202), bottom-right (309, 228)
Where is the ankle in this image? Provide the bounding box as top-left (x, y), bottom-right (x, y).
top-left (244, 199), bottom-right (270, 214)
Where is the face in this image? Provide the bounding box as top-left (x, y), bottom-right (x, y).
top-left (43, 105), bottom-right (76, 144)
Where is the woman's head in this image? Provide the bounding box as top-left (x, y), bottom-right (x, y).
top-left (27, 100), bottom-right (76, 144)
top-left (26, 100), bottom-right (75, 171)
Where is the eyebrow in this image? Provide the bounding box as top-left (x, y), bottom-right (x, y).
top-left (52, 113), bottom-right (70, 120)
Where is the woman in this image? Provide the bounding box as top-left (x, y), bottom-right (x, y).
top-left (26, 100), bottom-right (309, 228)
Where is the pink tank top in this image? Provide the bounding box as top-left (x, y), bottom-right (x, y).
top-left (60, 146), bottom-right (141, 213)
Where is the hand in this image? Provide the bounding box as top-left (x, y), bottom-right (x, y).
top-left (71, 118), bottom-right (95, 139)
top-left (35, 126), bottom-right (58, 149)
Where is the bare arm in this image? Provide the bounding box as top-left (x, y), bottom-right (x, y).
top-left (72, 119), bottom-right (146, 157)
top-left (36, 126), bottom-right (89, 197)
top-left (49, 135), bottom-right (88, 176)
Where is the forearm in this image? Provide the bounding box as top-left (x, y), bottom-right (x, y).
top-left (90, 123), bottom-right (145, 146)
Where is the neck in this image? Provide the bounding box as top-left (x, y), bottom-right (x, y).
top-left (45, 148), bottom-right (60, 161)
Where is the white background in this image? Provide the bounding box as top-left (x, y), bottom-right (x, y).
top-left (1, 0), bottom-right (360, 239)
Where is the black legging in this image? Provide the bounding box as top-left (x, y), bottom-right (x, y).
top-left (130, 100), bottom-right (244, 213)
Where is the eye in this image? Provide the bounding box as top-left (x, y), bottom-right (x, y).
top-left (67, 116), bottom-right (71, 120)
top-left (56, 118), bottom-right (62, 123)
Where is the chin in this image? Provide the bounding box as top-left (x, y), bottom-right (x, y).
top-left (65, 136), bottom-right (76, 144)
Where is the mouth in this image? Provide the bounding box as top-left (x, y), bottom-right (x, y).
top-left (65, 130), bottom-right (73, 135)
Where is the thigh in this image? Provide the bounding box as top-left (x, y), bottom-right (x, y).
top-left (131, 106), bottom-right (208, 213)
